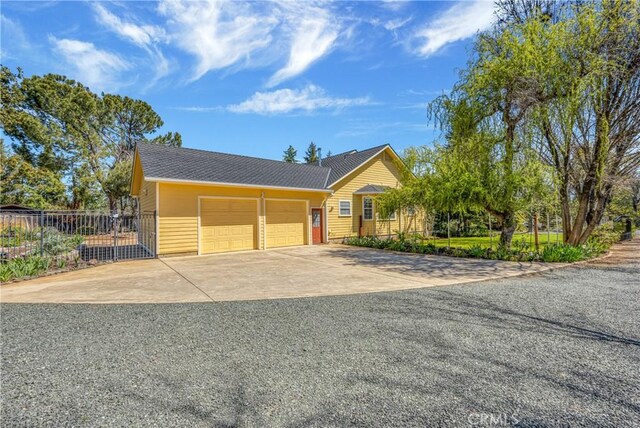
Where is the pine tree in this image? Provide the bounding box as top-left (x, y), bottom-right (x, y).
top-left (304, 142), bottom-right (319, 163)
top-left (282, 145), bottom-right (297, 163)
top-left (325, 150), bottom-right (332, 158)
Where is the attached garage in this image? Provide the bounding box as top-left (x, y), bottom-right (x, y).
top-left (199, 198), bottom-right (258, 254)
top-left (266, 200), bottom-right (307, 248)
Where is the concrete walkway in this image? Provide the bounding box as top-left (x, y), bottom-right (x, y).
top-left (0, 245), bottom-right (560, 304)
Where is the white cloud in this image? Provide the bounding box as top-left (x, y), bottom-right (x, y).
top-left (158, 0), bottom-right (277, 82)
top-left (93, 4), bottom-right (169, 84)
top-left (384, 16), bottom-right (412, 32)
top-left (227, 84), bottom-right (371, 115)
top-left (93, 4), bottom-right (165, 48)
top-left (266, 3), bottom-right (340, 87)
top-left (157, 0), bottom-right (342, 86)
top-left (413, 0), bottom-right (495, 57)
top-left (1, 14), bottom-right (30, 60)
top-left (49, 37), bottom-right (130, 92)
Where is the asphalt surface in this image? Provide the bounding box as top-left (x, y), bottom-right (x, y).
top-left (2, 260), bottom-right (639, 427)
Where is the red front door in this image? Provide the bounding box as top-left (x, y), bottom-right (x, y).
top-left (311, 209), bottom-right (323, 244)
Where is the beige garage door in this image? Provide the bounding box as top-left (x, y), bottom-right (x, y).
top-left (200, 199), bottom-right (258, 254)
top-left (266, 200), bottom-right (307, 248)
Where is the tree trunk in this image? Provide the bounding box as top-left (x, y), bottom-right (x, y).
top-left (499, 211), bottom-right (516, 249)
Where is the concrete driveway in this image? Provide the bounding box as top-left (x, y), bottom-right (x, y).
top-left (0, 245), bottom-right (555, 303)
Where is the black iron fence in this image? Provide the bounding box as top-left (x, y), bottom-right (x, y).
top-left (0, 210), bottom-right (156, 262)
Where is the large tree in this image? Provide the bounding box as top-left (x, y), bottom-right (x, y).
top-left (428, 22), bottom-right (550, 248)
top-left (0, 141), bottom-right (67, 209)
top-left (0, 67), bottom-right (181, 211)
top-left (516, 1), bottom-right (640, 244)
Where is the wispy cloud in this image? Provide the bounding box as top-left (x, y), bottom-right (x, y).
top-left (158, 0), bottom-right (277, 82)
top-left (157, 0), bottom-right (342, 86)
top-left (336, 120), bottom-right (432, 138)
top-left (93, 4), bottom-right (170, 83)
top-left (384, 16), bottom-right (412, 32)
top-left (266, 3), bottom-right (340, 87)
top-left (173, 106), bottom-right (225, 113)
top-left (380, 0), bottom-right (410, 12)
top-left (398, 88), bottom-right (450, 97)
top-left (1, 14), bottom-right (30, 60)
top-left (93, 4), bottom-right (165, 48)
top-left (227, 84), bottom-right (372, 115)
top-left (413, 0), bottom-right (494, 57)
top-left (49, 37), bottom-right (130, 92)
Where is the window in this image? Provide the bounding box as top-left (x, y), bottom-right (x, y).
top-left (407, 206), bottom-right (416, 216)
top-left (339, 200), bottom-right (352, 217)
top-left (388, 211), bottom-right (396, 221)
top-left (363, 197), bottom-right (373, 220)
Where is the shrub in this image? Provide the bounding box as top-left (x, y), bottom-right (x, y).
top-left (344, 234), bottom-right (601, 263)
top-left (539, 244), bottom-right (588, 263)
top-left (587, 226), bottom-right (619, 251)
top-left (467, 244), bottom-right (487, 258)
top-left (0, 256), bottom-right (52, 282)
top-left (38, 228), bottom-right (84, 256)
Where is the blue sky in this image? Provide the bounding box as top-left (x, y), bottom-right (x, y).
top-left (1, 1), bottom-right (495, 160)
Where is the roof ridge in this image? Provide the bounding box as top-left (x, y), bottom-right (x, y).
top-left (138, 142), bottom-right (329, 171)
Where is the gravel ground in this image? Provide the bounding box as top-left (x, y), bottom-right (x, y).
top-left (2, 260), bottom-right (639, 427)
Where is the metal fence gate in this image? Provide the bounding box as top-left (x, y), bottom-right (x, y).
top-left (0, 210), bottom-right (156, 262)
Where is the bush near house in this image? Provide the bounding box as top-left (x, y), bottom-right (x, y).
top-left (344, 228), bottom-right (617, 263)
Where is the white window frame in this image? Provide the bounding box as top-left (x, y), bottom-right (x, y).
top-left (407, 206), bottom-right (416, 216)
top-left (338, 200), bottom-right (352, 217)
top-left (387, 211), bottom-right (396, 221)
top-left (363, 197), bottom-right (373, 221)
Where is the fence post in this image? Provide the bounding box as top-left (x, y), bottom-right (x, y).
top-left (547, 212), bottom-right (550, 245)
top-left (39, 210), bottom-right (44, 257)
top-left (113, 212), bottom-right (119, 262)
top-left (447, 212), bottom-right (451, 248)
top-left (533, 212), bottom-right (539, 251)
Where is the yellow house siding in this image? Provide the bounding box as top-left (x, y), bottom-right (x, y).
top-left (157, 182), bottom-right (324, 255)
top-left (327, 152), bottom-right (404, 239)
top-left (139, 180), bottom-right (156, 213)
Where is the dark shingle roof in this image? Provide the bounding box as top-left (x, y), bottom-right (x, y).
top-left (317, 144), bottom-right (390, 185)
top-left (353, 184), bottom-right (390, 194)
top-left (137, 143), bottom-right (331, 191)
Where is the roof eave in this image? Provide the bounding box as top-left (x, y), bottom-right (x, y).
top-left (144, 176), bottom-right (334, 193)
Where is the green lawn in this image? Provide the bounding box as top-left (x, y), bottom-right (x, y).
top-left (424, 232), bottom-right (563, 249)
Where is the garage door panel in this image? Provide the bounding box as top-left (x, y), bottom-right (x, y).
top-left (200, 199), bottom-right (257, 254)
top-left (266, 200), bottom-right (306, 248)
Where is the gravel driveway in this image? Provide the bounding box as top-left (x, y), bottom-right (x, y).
top-left (2, 259), bottom-right (639, 427)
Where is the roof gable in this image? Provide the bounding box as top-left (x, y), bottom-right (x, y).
top-left (319, 144), bottom-right (408, 187)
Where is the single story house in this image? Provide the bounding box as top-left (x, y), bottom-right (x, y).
top-left (130, 143), bottom-right (422, 256)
